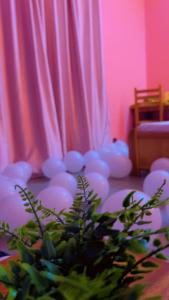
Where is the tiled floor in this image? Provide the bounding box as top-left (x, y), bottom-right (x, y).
top-left (109, 176), bottom-right (144, 194)
top-left (28, 175), bottom-right (145, 197)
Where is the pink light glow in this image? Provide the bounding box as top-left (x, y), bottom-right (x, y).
top-left (101, 0), bottom-right (147, 140)
top-left (145, 0), bottom-right (169, 92)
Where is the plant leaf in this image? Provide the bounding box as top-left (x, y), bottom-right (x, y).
top-left (122, 191), bottom-right (136, 208)
top-left (128, 240), bottom-right (148, 254)
top-left (6, 288), bottom-right (17, 300)
top-left (142, 261), bottom-right (158, 268)
top-left (156, 253), bottom-right (168, 260)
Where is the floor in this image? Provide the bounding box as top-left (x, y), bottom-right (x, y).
top-left (28, 175), bottom-right (144, 197)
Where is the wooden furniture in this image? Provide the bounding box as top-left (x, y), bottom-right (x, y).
top-left (134, 85), bottom-right (163, 126)
top-left (130, 102), bottom-right (169, 128)
top-left (129, 86), bottom-right (169, 175)
top-left (129, 130), bottom-right (169, 174)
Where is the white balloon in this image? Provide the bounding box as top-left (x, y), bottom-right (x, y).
top-left (101, 189), bottom-right (149, 213)
top-left (115, 140), bottom-right (128, 148)
top-left (10, 178), bottom-right (27, 190)
top-left (84, 150), bottom-right (100, 164)
top-left (3, 164), bottom-right (26, 181)
top-left (38, 186), bottom-right (73, 211)
top-left (0, 194), bottom-right (30, 229)
top-left (109, 155), bottom-right (132, 178)
top-left (15, 161), bottom-right (32, 181)
top-left (64, 151), bottom-right (85, 173)
top-left (104, 143), bottom-right (121, 155)
top-left (101, 189), bottom-right (161, 232)
top-left (97, 147), bottom-right (114, 164)
top-left (49, 172), bottom-right (77, 196)
top-left (132, 208), bottom-right (162, 232)
top-left (143, 170), bottom-right (169, 201)
top-left (151, 158), bottom-right (169, 173)
top-left (85, 172), bottom-right (109, 200)
top-left (114, 140), bottom-right (129, 157)
top-left (85, 159), bottom-right (110, 178)
top-left (0, 177), bottom-right (19, 200)
top-left (42, 156), bottom-right (66, 178)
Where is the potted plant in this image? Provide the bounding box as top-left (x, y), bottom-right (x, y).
top-left (0, 176), bottom-right (169, 299)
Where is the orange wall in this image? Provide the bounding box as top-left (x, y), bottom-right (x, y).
top-left (100, 0), bottom-right (147, 140)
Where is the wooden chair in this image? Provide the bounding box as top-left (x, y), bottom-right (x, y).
top-left (134, 85), bottom-right (163, 126)
top-left (129, 85), bottom-right (169, 175)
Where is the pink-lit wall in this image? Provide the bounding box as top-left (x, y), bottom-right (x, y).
top-left (100, 0), bottom-right (147, 140)
top-left (145, 0), bottom-right (169, 93)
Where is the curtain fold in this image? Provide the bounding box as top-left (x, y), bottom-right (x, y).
top-left (0, 0), bottom-right (110, 173)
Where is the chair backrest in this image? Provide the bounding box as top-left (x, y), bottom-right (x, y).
top-left (134, 85), bottom-right (163, 126)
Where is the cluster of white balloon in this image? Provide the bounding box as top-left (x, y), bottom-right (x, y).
top-left (1, 141), bottom-right (168, 240)
top-left (143, 158), bottom-right (169, 202)
top-left (36, 150), bottom-right (169, 249)
top-left (0, 141), bottom-right (132, 232)
top-left (40, 140), bottom-right (132, 208)
top-left (143, 158), bottom-right (169, 227)
top-left (101, 158), bottom-right (169, 234)
top-left (0, 162), bottom-right (33, 230)
top-left (100, 188), bottom-right (162, 232)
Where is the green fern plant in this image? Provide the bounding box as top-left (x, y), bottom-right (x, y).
top-left (0, 176), bottom-right (169, 299)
